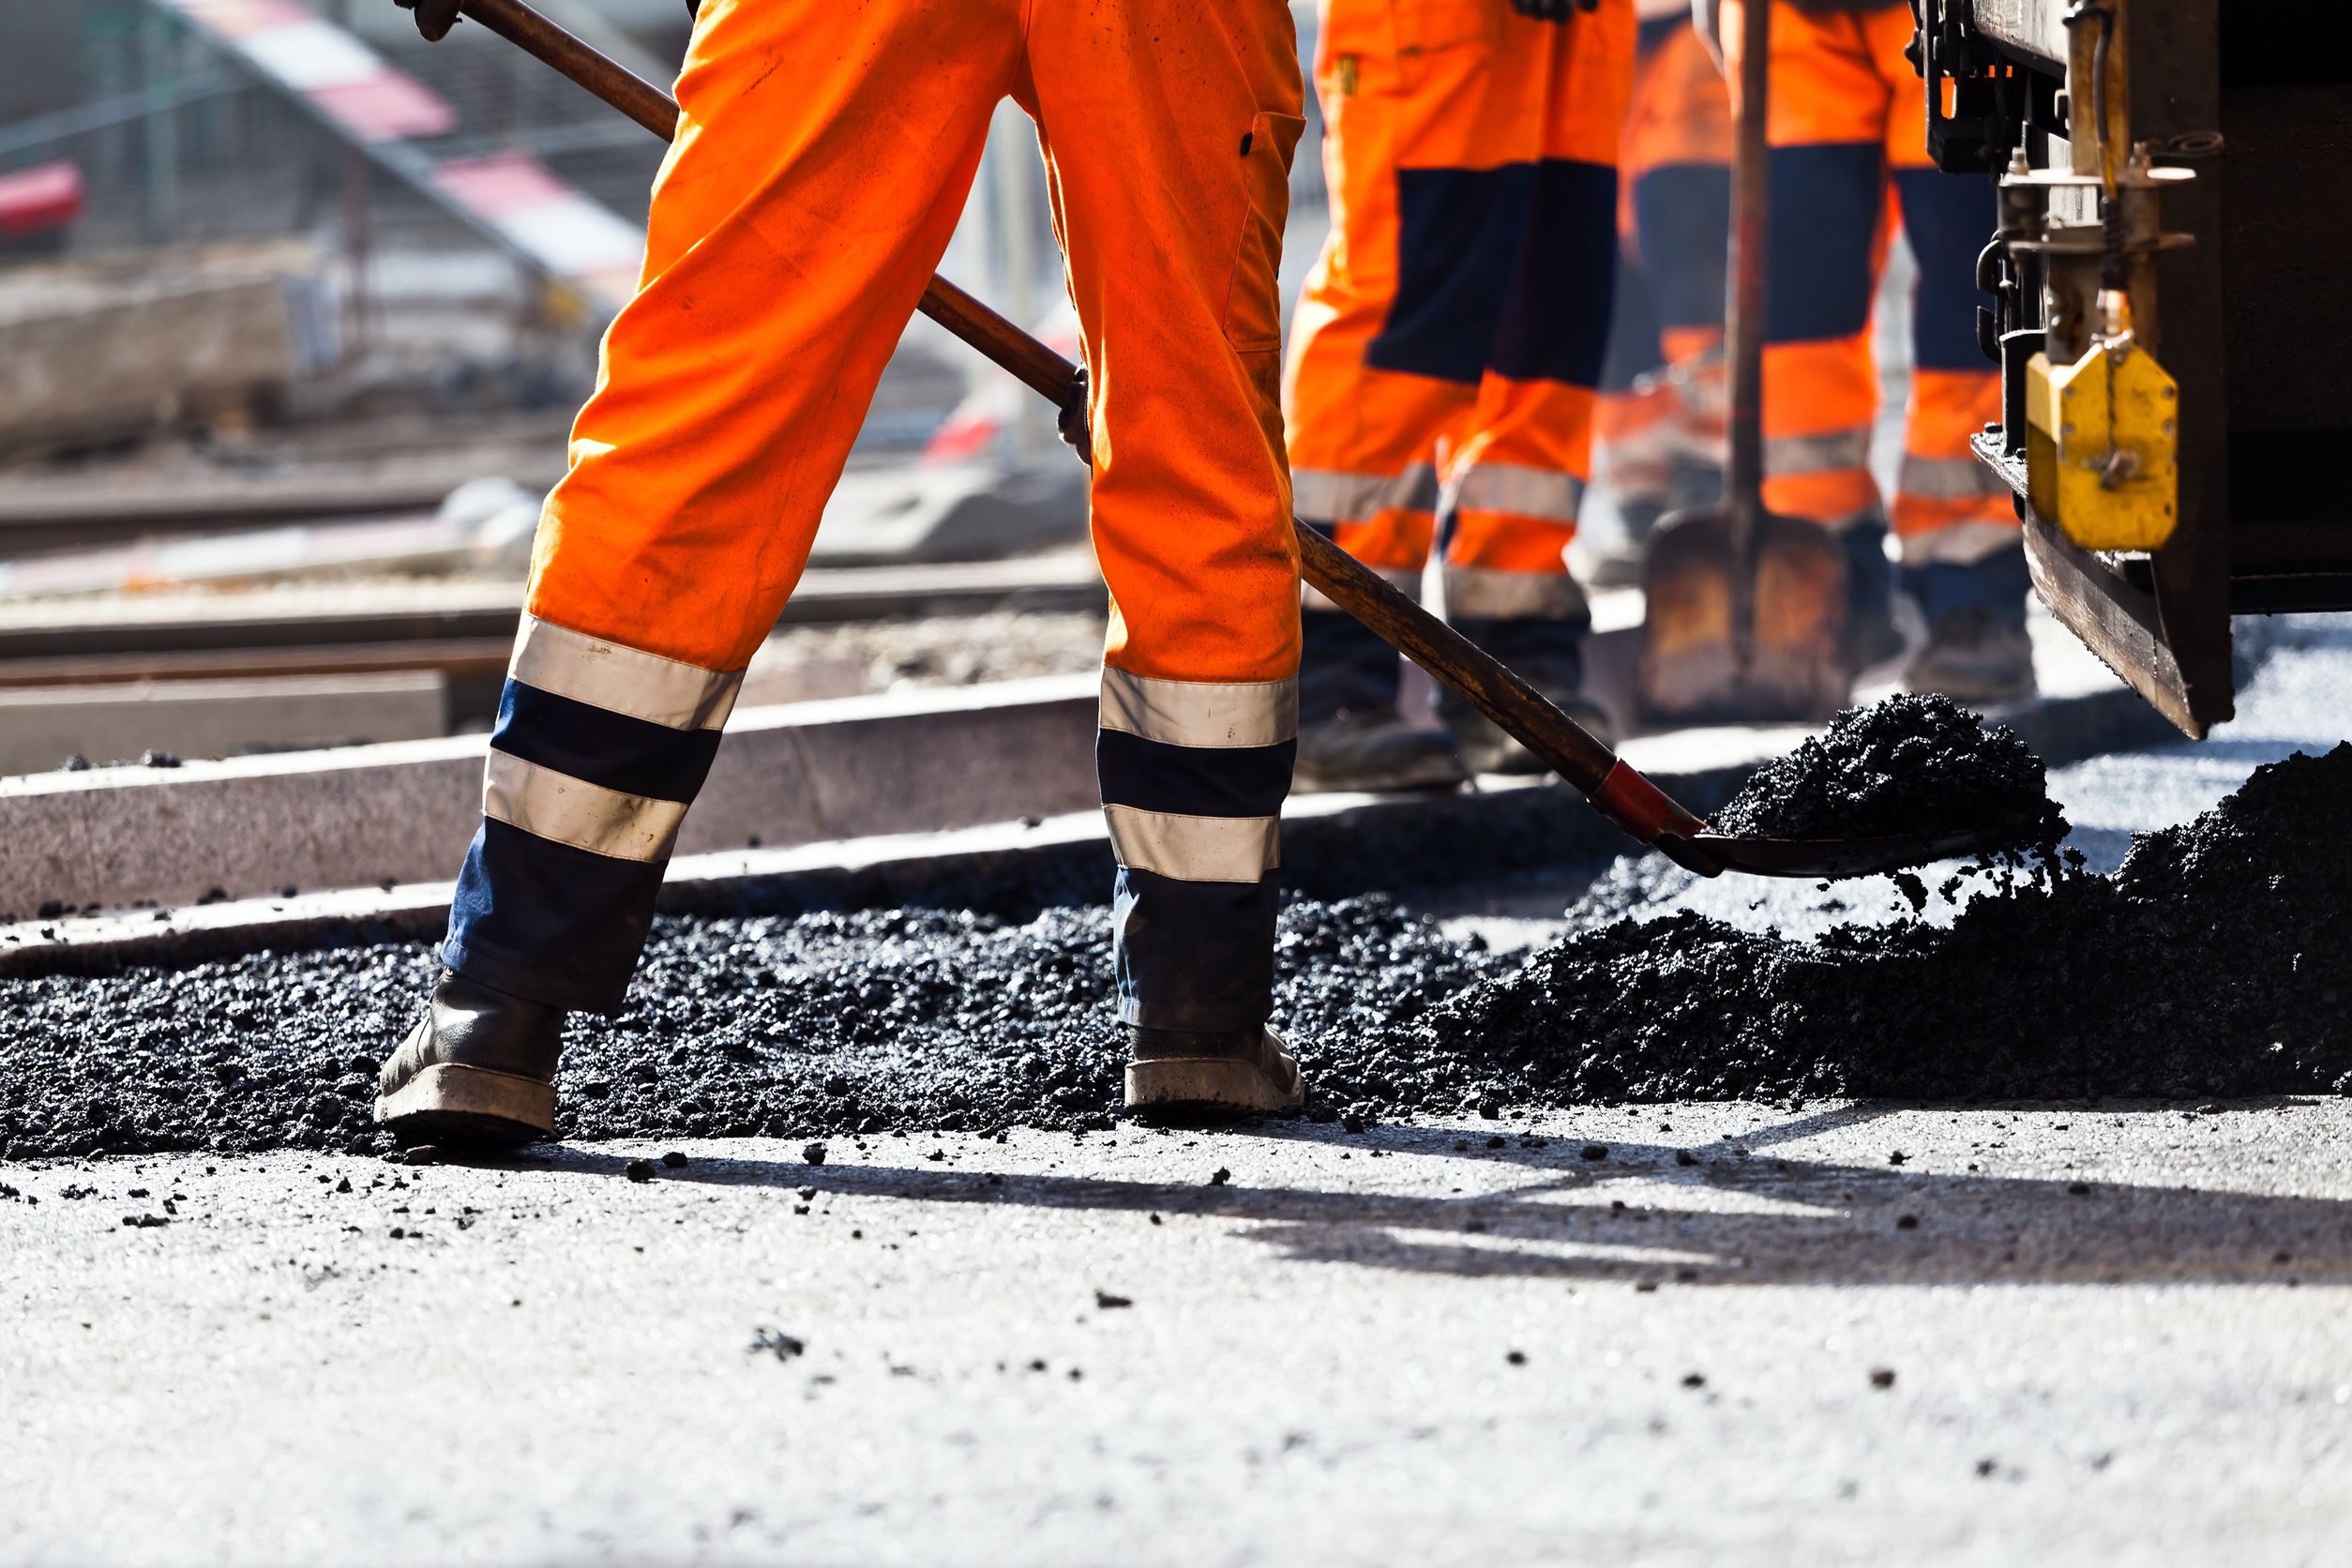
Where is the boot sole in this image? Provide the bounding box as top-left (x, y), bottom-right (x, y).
top-left (1125, 1057), bottom-right (1304, 1117)
top-left (374, 1063), bottom-right (555, 1146)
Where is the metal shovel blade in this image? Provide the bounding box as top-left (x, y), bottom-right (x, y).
top-left (1635, 504), bottom-right (1852, 725)
top-left (1688, 825), bottom-right (2021, 881)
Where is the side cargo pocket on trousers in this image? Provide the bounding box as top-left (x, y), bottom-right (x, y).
top-left (1222, 111), bottom-right (1308, 354)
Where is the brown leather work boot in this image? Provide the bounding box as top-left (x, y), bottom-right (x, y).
top-left (374, 971), bottom-right (565, 1147)
top-left (1125, 1025), bottom-right (1305, 1117)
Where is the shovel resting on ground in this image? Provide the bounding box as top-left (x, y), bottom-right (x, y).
top-left (409, 0), bottom-right (1993, 882)
top-left (1634, 0), bottom-right (1849, 725)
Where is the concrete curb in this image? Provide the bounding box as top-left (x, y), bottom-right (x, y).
top-left (0, 674), bottom-right (1101, 919)
top-left (0, 671), bottom-right (2175, 982)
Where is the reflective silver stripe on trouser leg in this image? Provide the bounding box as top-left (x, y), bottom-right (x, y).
top-left (1896, 453), bottom-right (2011, 503)
top-left (1440, 565), bottom-right (1590, 622)
top-left (1289, 463), bottom-right (1441, 527)
top-left (507, 612), bottom-right (744, 731)
top-left (1446, 464), bottom-right (1587, 525)
top-left (1898, 520), bottom-right (2026, 567)
top-left (1100, 668), bottom-right (1299, 749)
top-left (1101, 806), bottom-right (1282, 883)
top-left (481, 751), bottom-right (689, 863)
top-left (445, 620), bottom-right (746, 1013)
top-left (1763, 427), bottom-right (1873, 478)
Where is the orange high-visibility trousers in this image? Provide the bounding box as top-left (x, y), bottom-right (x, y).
top-left (1725, 0), bottom-right (2014, 565)
top-left (1284, 0), bottom-right (1635, 715)
top-left (1596, 12), bottom-right (1732, 512)
top-left (444, 0), bottom-right (1309, 1032)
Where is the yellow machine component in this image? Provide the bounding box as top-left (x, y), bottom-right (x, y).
top-left (2024, 296), bottom-right (2180, 551)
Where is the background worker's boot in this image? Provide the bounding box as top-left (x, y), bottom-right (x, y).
top-left (1840, 515), bottom-right (1907, 674)
top-left (375, 970), bottom-right (565, 1147)
top-left (1125, 1025), bottom-right (1304, 1117)
top-left (1295, 709), bottom-right (1468, 792)
top-left (1901, 545), bottom-right (2036, 703)
top-left (1905, 605), bottom-right (2035, 703)
top-left (1442, 615), bottom-right (1606, 774)
top-left (1448, 694), bottom-right (1616, 775)
top-left (1295, 605), bottom-right (1468, 792)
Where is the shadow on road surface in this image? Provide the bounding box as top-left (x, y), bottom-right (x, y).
top-left (504, 1099), bottom-right (2351, 1289)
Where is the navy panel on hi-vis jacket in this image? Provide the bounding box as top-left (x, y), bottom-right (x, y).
top-left (1371, 158), bottom-right (1620, 388)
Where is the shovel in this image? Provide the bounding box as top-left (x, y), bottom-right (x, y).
top-left (1634, 0), bottom-right (1849, 724)
top-left (416, 0), bottom-right (1997, 882)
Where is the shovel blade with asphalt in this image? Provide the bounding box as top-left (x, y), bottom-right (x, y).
top-left (1633, 0), bottom-right (1851, 726)
top-left (426, 0), bottom-right (2008, 882)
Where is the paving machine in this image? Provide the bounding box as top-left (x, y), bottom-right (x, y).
top-left (1914, 0), bottom-right (2352, 736)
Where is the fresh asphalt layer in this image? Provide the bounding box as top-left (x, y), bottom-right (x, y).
top-left (7, 617), bottom-right (2350, 1565)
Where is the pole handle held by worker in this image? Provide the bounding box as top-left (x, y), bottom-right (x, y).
top-left (1726, 0), bottom-right (1772, 664)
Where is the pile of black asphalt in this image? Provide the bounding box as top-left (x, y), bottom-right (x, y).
top-left (1386, 744), bottom-right (2351, 1108)
top-left (0, 738), bottom-right (2343, 1160)
top-left (1710, 692), bottom-right (2069, 854)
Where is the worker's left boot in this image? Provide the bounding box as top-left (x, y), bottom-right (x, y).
top-left (1125, 1025), bottom-right (1304, 1117)
top-left (374, 970), bottom-right (564, 1147)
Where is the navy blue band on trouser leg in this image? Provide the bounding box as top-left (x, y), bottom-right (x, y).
top-left (1892, 167), bottom-right (1998, 374)
top-left (1903, 543), bottom-right (2030, 626)
top-left (1764, 143), bottom-right (1884, 347)
top-left (443, 677), bottom-right (726, 1015)
top-left (1096, 719), bottom-right (1294, 1034)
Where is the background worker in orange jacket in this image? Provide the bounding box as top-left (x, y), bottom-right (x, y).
top-left (1708, 0), bottom-right (2028, 699)
top-left (372, 0), bottom-right (1314, 1144)
top-left (1284, 0), bottom-right (1635, 791)
top-left (1591, 0), bottom-right (1731, 584)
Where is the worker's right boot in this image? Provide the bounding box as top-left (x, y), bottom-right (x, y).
top-left (1125, 1025), bottom-right (1305, 1117)
top-left (374, 970), bottom-right (565, 1147)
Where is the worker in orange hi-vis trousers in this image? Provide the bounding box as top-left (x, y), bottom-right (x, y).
top-left (371, 0), bottom-right (1316, 1146)
top-left (1284, 0), bottom-right (1636, 791)
top-left (1705, 0), bottom-right (2028, 701)
top-left (1589, 0), bottom-right (1731, 587)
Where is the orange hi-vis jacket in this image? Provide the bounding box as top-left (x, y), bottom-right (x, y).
top-left (442, 0), bottom-right (1309, 1033)
top-left (1726, 0), bottom-right (2016, 565)
top-left (1285, 0), bottom-right (1636, 634)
